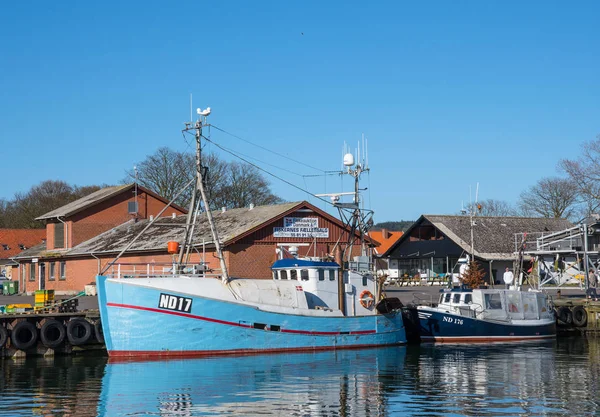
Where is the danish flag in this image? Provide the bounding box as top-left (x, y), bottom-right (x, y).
top-left (296, 286), bottom-right (303, 291)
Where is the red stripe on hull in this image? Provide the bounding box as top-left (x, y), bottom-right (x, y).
top-left (106, 302), bottom-right (377, 336)
top-left (107, 343), bottom-right (403, 362)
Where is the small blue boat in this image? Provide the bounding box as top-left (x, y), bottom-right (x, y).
top-left (416, 286), bottom-right (556, 343)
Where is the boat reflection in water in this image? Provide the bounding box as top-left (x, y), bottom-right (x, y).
top-left (98, 347), bottom-right (407, 416)
top-left (400, 339), bottom-right (600, 416)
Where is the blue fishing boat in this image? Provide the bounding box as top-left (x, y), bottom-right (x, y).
top-left (415, 286), bottom-right (556, 343)
top-left (96, 108), bottom-right (406, 358)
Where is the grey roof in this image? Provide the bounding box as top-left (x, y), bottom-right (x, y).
top-left (36, 184), bottom-right (133, 220)
top-left (388, 215), bottom-right (574, 260)
top-left (67, 201), bottom-right (302, 256)
top-left (11, 242), bottom-right (49, 259)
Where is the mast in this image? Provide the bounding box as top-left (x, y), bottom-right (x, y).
top-left (182, 108), bottom-right (230, 283)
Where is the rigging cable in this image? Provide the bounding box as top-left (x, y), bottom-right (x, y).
top-left (201, 134), bottom-right (361, 213)
top-left (210, 124), bottom-right (327, 173)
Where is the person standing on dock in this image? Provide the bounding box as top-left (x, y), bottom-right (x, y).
top-left (503, 267), bottom-right (514, 289)
top-left (587, 269), bottom-right (598, 301)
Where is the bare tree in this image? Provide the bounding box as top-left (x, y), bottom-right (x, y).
top-left (211, 162), bottom-right (283, 210)
top-left (0, 180), bottom-right (104, 228)
top-left (559, 134), bottom-right (600, 216)
top-left (517, 177), bottom-right (579, 219)
top-left (125, 148), bottom-right (283, 209)
top-left (124, 147), bottom-right (195, 207)
top-left (462, 199), bottom-right (517, 217)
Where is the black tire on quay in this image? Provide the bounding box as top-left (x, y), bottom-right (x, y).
top-left (0, 326), bottom-right (8, 348)
top-left (66, 318), bottom-right (93, 346)
top-left (40, 319), bottom-right (66, 348)
top-left (11, 320), bottom-right (38, 351)
top-left (557, 306), bottom-right (573, 325)
top-left (94, 320), bottom-right (104, 344)
top-left (572, 305), bottom-right (588, 327)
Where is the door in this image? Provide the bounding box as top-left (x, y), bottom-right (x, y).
top-left (39, 263), bottom-right (46, 290)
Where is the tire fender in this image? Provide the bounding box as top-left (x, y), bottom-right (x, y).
top-left (572, 305), bottom-right (588, 327)
top-left (0, 326), bottom-right (8, 348)
top-left (94, 320), bottom-right (104, 344)
top-left (557, 306), bottom-right (573, 325)
top-left (11, 320), bottom-right (38, 350)
top-left (67, 318), bottom-right (93, 346)
top-left (40, 319), bottom-right (66, 348)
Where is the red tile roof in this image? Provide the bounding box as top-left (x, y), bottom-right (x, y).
top-left (0, 229), bottom-right (46, 259)
top-left (369, 230), bottom-right (403, 255)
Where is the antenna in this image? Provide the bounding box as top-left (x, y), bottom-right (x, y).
top-left (190, 93), bottom-right (193, 123)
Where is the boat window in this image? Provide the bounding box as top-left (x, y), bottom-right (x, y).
top-left (272, 271), bottom-right (277, 280)
top-left (453, 294), bottom-right (461, 304)
top-left (280, 270), bottom-right (288, 280)
top-left (329, 270), bottom-right (336, 281)
top-left (439, 295), bottom-right (444, 303)
top-left (444, 293), bottom-right (451, 303)
top-left (290, 270), bottom-right (298, 280)
top-left (484, 293), bottom-right (503, 310)
top-left (362, 276), bottom-right (368, 286)
top-left (318, 269), bottom-right (325, 281)
top-left (301, 269), bottom-right (309, 281)
top-left (465, 294), bottom-right (472, 304)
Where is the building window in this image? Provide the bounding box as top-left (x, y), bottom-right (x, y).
top-left (29, 264), bottom-right (36, 281)
top-left (49, 262), bottom-right (56, 281)
top-left (59, 261), bottom-right (66, 280)
top-left (55, 222), bottom-right (65, 248)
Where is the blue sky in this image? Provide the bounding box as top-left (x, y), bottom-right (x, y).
top-left (1, 1), bottom-right (598, 223)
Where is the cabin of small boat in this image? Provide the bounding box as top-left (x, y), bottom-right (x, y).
top-left (435, 287), bottom-right (553, 321)
top-left (271, 258), bottom-right (378, 315)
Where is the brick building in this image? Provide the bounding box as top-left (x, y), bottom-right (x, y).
top-left (12, 184), bottom-right (187, 294)
top-left (15, 199), bottom-right (372, 294)
top-left (0, 229), bottom-right (46, 281)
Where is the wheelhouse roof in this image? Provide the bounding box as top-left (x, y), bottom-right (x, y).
top-left (271, 258), bottom-right (340, 269)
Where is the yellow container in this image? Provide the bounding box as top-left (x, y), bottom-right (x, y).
top-left (34, 290), bottom-right (55, 305)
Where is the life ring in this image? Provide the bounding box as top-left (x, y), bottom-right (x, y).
top-left (0, 326), bottom-right (8, 348)
top-left (11, 320), bottom-right (38, 351)
top-left (359, 290), bottom-right (375, 309)
top-left (556, 306), bottom-right (573, 325)
top-left (94, 320), bottom-right (105, 344)
top-left (40, 319), bottom-right (66, 348)
top-left (572, 306), bottom-right (588, 327)
top-left (67, 318), bottom-right (93, 346)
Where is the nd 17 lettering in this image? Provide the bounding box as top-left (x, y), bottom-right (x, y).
top-left (159, 293), bottom-right (192, 313)
top-left (442, 316), bottom-right (463, 325)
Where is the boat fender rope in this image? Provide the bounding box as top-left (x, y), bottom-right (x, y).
top-left (359, 290), bottom-right (375, 309)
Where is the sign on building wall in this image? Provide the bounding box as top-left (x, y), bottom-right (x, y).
top-left (273, 217), bottom-right (329, 238)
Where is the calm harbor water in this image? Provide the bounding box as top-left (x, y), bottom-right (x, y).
top-left (0, 337), bottom-right (599, 416)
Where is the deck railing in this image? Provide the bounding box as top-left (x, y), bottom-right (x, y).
top-left (104, 262), bottom-right (222, 279)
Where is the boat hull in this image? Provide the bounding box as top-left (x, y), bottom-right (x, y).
top-left (417, 307), bottom-right (556, 343)
top-left (97, 276), bottom-right (406, 357)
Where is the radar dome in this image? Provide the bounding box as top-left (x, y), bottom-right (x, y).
top-left (343, 153), bottom-right (354, 167)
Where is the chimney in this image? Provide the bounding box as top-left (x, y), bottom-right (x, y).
top-left (382, 228), bottom-right (389, 240)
